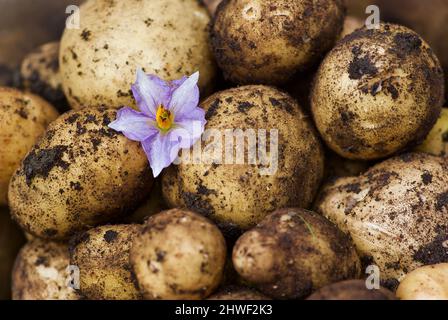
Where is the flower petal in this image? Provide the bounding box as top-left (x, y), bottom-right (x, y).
top-left (168, 71), bottom-right (200, 118)
top-left (175, 113), bottom-right (206, 145)
top-left (132, 68), bottom-right (171, 118)
top-left (108, 107), bottom-right (158, 142)
top-left (142, 132), bottom-right (182, 177)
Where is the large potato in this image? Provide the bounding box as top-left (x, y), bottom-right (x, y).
top-left (130, 209), bottom-right (227, 300)
top-left (8, 108), bottom-right (153, 240)
top-left (211, 0), bottom-right (345, 85)
top-left (0, 87), bottom-right (59, 206)
top-left (232, 208), bottom-right (361, 299)
top-left (315, 153), bottom-right (448, 283)
top-left (311, 23), bottom-right (445, 160)
top-left (70, 224), bottom-right (141, 300)
top-left (12, 239), bottom-right (79, 300)
top-left (162, 85), bottom-right (324, 230)
top-left (60, 0), bottom-right (216, 110)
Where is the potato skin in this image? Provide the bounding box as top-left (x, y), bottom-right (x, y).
top-left (211, 0), bottom-right (345, 85)
top-left (0, 87), bottom-right (59, 206)
top-left (60, 0), bottom-right (216, 110)
top-left (162, 85), bottom-right (324, 230)
top-left (8, 108), bottom-right (153, 240)
top-left (232, 208), bottom-right (361, 299)
top-left (208, 286), bottom-right (269, 300)
top-left (307, 280), bottom-right (396, 300)
top-left (70, 224), bottom-right (142, 300)
top-left (396, 263), bottom-right (448, 300)
top-left (311, 23), bottom-right (445, 160)
top-left (130, 209), bottom-right (227, 300)
top-left (12, 239), bottom-right (79, 300)
top-left (315, 153), bottom-right (448, 282)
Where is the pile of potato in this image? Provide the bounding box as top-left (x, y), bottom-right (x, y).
top-left (1, 0), bottom-right (448, 300)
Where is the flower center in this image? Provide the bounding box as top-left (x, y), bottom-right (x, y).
top-left (156, 105), bottom-right (174, 131)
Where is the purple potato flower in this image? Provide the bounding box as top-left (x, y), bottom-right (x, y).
top-left (108, 68), bottom-right (206, 177)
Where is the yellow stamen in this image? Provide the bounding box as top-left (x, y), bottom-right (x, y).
top-left (156, 105), bottom-right (174, 131)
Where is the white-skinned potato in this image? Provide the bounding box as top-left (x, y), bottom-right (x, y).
top-left (8, 108), bottom-right (153, 240)
top-left (59, 0), bottom-right (216, 110)
top-left (232, 208), bottom-right (361, 299)
top-left (70, 224), bottom-right (142, 300)
top-left (130, 209), bottom-right (227, 300)
top-left (315, 153), bottom-right (448, 283)
top-left (311, 23), bottom-right (445, 160)
top-left (11, 239), bottom-right (79, 300)
top-left (396, 263), bottom-right (448, 300)
top-left (0, 87), bottom-right (59, 206)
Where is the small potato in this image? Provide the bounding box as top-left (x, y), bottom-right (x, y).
top-left (307, 280), bottom-right (396, 300)
top-left (130, 209), bottom-right (227, 300)
top-left (315, 153), bottom-right (448, 282)
top-left (70, 224), bottom-right (142, 300)
top-left (232, 208), bottom-right (361, 299)
top-left (8, 108), bottom-right (153, 240)
top-left (211, 0), bottom-right (346, 85)
top-left (12, 239), bottom-right (79, 300)
top-left (60, 0), bottom-right (216, 110)
top-left (0, 87), bottom-right (59, 206)
top-left (415, 108), bottom-right (448, 156)
top-left (162, 85), bottom-right (324, 230)
top-left (311, 23), bottom-right (445, 160)
top-left (20, 42), bottom-right (67, 112)
top-left (208, 286), bottom-right (269, 300)
top-left (396, 263), bottom-right (448, 300)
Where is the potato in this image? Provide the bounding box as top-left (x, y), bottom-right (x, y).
top-left (8, 108), bottom-right (153, 240)
top-left (162, 85), bottom-right (324, 230)
top-left (0, 87), bottom-right (59, 206)
top-left (20, 42), bottom-right (67, 112)
top-left (208, 286), bottom-right (269, 300)
top-left (307, 280), bottom-right (396, 300)
top-left (315, 152), bottom-right (448, 283)
top-left (70, 224), bottom-right (141, 300)
top-left (12, 239), bottom-right (79, 300)
top-left (211, 0), bottom-right (345, 85)
top-left (0, 208), bottom-right (26, 300)
top-left (232, 208), bottom-right (361, 299)
top-left (311, 23), bottom-right (445, 160)
top-left (396, 263), bottom-right (448, 300)
top-left (415, 108), bottom-right (448, 156)
top-left (59, 0), bottom-right (216, 110)
top-left (130, 209), bottom-right (226, 300)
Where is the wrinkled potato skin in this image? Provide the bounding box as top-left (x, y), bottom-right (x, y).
top-left (232, 208), bottom-right (361, 299)
top-left (307, 280), bottom-right (396, 300)
top-left (20, 42), bottom-right (66, 111)
top-left (396, 263), bottom-right (448, 300)
top-left (315, 153), bottom-right (448, 282)
top-left (211, 0), bottom-right (345, 85)
top-left (12, 239), bottom-right (79, 300)
top-left (415, 108), bottom-right (448, 156)
top-left (208, 286), bottom-right (269, 300)
top-left (60, 0), bottom-right (216, 110)
top-left (130, 209), bottom-right (227, 300)
top-left (8, 108), bottom-right (153, 240)
top-left (162, 85), bottom-right (324, 230)
top-left (311, 23), bottom-right (445, 160)
top-left (0, 87), bottom-right (59, 206)
top-left (70, 224), bottom-right (141, 300)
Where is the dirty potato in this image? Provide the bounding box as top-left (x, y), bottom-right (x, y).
top-left (130, 209), bottom-right (227, 300)
top-left (70, 224), bottom-right (142, 300)
top-left (232, 208), bottom-right (361, 299)
top-left (315, 153), bottom-right (448, 283)
top-left (8, 108), bottom-right (153, 240)
top-left (211, 0), bottom-right (346, 85)
top-left (311, 23), bottom-right (445, 160)
top-left (0, 87), bottom-right (59, 206)
top-left (162, 85), bottom-right (324, 231)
